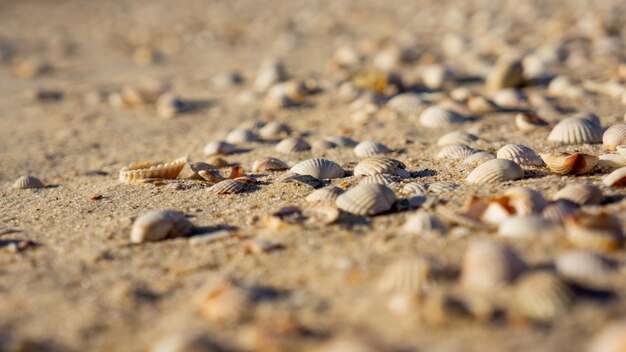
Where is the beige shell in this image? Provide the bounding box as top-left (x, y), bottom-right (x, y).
top-left (275, 137), bottom-right (310, 154)
top-left (421, 64), bottom-right (454, 89)
top-left (602, 124), bottom-right (626, 150)
top-left (358, 174), bottom-right (400, 188)
top-left (548, 75), bottom-right (584, 98)
top-left (467, 95), bottom-right (499, 114)
top-left (547, 115), bottom-right (603, 144)
top-left (353, 140), bottom-right (391, 158)
top-left (486, 57), bottom-right (524, 91)
top-left (329, 45), bottom-right (364, 71)
top-left (514, 271), bottom-right (573, 322)
top-left (12, 175), bottom-right (45, 189)
top-left (378, 255), bottom-right (436, 293)
top-left (603, 166), bottom-right (626, 187)
top-left (151, 332), bottom-right (224, 352)
top-left (542, 200), bottom-right (580, 224)
top-left (503, 187), bottom-right (548, 215)
top-left (209, 180), bottom-right (247, 194)
top-left (515, 112), bottom-right (549, 132)
top-left (401, 211), bottom-right (448, 236)
top-left (554, 183), bottom-right (603, 205)
top-left (263, 82), bottom-right (303, 110)
top-left (463, 151), bottom-right (496, 166)
top-left (253, 57), bottom-right (287, 93)
top-left (258, 121), bottom-right (290, 140)
top-left (305, 186), bottom-right (345, 204)
top-left (225, 128), bottom-right (258, 144)
top-left (540, 152), bottom-right (599, 175)
top-left (496, 144), bottom-right (544, 166)
top-left (386, 92), bottom-right (426, 116)
top-left (130, 210), bottom-right (193, 243)
top-left (498, 215), bottom-right (557, 238)
top-left (419, 106), bottom-right (464, 129)
top-left (119, 157), bottom-right (187, 183)
top-left (460, 241), bottom-right (527, 291)
top-left (156, 93), bottom-right (183, 119)
top-left (555, 250), bottom-right (614, 286)
top-left (290, 158), bottom-right (345, 179)
top-left (436, 144), bottom-right (475, 160)
top-left (565, 212), bottom-right (624, 252)
top-left (436, 131), bottom-right (479, 147)
top-left (335, 184), bottom-right (396, 216)
top-left (598, 154), bottom-right (626, 171)
top-left (492, 88), bottom-right (526, 108)
top-left (449, 86), bottom-right (472, 102)
top-left (353, 156), bottom-right (409, 178)
top-left (251, 157), bottom-right (289, 172)
top-left (203, 141), bottom-right (238, 156)
top-left (402, 182), bottom-right (428, 196)
top-left (466, 159), bottom-right (523, 184)
top-left (588, 320), bottom-right (626, 352)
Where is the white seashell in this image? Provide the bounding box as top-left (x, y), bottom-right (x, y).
top-left (131, 211), bottom-right (193, 243)
top-left (555, 250), bottom-right (614, 286)
top-left (253, 58), bottom-right (287, 93)
top-left (460, 241), bottom-right (527, 291)
top-left (225, 128), bottom-right (258, 144)
top-left (12, 175), bottom-right (45, 189)
top-left (603, 166), bottom-right (626, 187)
top-left (564, 212), bottom-right (624, 251)
top-left (598, 154), bottom-right (626, 171)
top-left (498, 215), bottom-right (557, 238)
top-left (496, 144), bottom-right (544, 166)
top-left (353, 156), bottom-right (409, 177)
top-left (251, 157), bottom-right (289, 172)
top-left (386, 93), bottom-right (427, 116)
top-left (436, 131), bottom-right (479, 147)
top-left (547, 114), bottom-right (603, 144)
top-left (515, 112), bottom-right (549, 132)
top-left (514, 271), bottom-right (573, 322)
top-left (402, 211), bottom-right (448, 236)
top-left (378, 255), bottom-right (437, 293)
top-left (486, 57), bottom-right (524, 91)
top-left (419, 106), bottom-right (464, 129)
top-left (540, 152), bottom-right (599, 175)
top-left (258, 121), bottom-right (290, 140)
top-left (119, 157), bottom-right (187, 183)
top-left (421, 64), bottom-right (454, 90)
top-left (305, 186), bottom-right (345, 204)
top-left (602, 124), bottom-right (626, 150)
top-left (353, 140), bottom-right (391, 158)
top-left (436, 144), bottom-right (475, 160)
top-left (275, 137), bottom-right (310, 154)
top-left (209, 179), bottom-right (247, 194)
top-left (554, 184), bottom-right (603, 205)
top-left (324, 136), bottom-right (358, 147)
top-left (290, 158), bottom-right (345, 179)
top-left (463, 151), bottom-right (496, 167)
top-left (428, 182), bottom-right (458, 194)
top-left (503, 187), bottom-right (548, 215)
top-left (203, 141), bottom-right (238, 156)
top-left (588, 320), bottom-right (626, 352)
top-left (541, 200), bottom-right (579, 224)
top-left (335, 184), bottom-right (396, 216)
top-left (466, 159), bottom-right (523, 184)
top-left (492, 88), bottom-right (526, 108)
top-left (358, 174), bottom-right (400, 188)
top-left (402, 182), bottom-right (428, 196)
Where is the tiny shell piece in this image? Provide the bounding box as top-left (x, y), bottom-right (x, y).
top-left (603, 166), bottom-right (626, 187)
top-left (209, 180), bottom-right (247, 194)
top-left (353, 140), bottom-right (391, 158)
top-left (378, 255), bottom-right (436, 293)
top-left (305, 186), bottom-right (344, 204)
top-left (496, 144), bottom-right (544, 166)
top-left (436, 144), bottom-right (475, 160)
top-left (12, 175), bottom-right (45, 189)
top-left (436, 131), bottom-right (479, 147)
top-left (602, 124), bottom-right (626, 150)
top-left (402, 211), bottom-right (448, 236)
top-left (419, 106), bottom-right (464, 129)
top-left (253, 58), bottom-right (287, 93)
top-left (225, 128), bottom-right (258, 144)
top-left (421, 64), bottom-right (454, 89)
top-left (119, 157), bottom-right (187, 183)
top-left (335, 184), bottom-right (396, 216)
top-left (251, 157), bottom-right (289, 172)
top-left (290, 158), bottom-right (345, 179)
top-left (514, 271), bottom-right (573, 322)
top-left (547, 114), bottom-right (603, 144)
top-left (353, 156), bottom-right (409, 177)
top-left (564, 212), bottom-right (625, 252)
top-left (130, 210), bottom-right (193, 243)
top-left (467, 95), bottom-right (499, 114)
top-left (555, 250), bottom-right (614, 286)
top-left (386, 93), bottom-right (426, 116)
top-left (203, 141), bottom-right (238, 156)
top-left (515, 112), bottom-right (549, 132)
top-left (156, 94), bottom-right (184, 119)
top-left (588, 320), bottom-right (626, 352)
top-left (554, 184), bottom-right (603, 205)
top-left (466, 159), bottom-right (523, 184)
top-left (460, 241), bottom-right (527, 291)
top-left (540, 152), bottom-right (598, 175)
top-left (498, 215), bottom-right (557, 238)
top-left (275, 137), bottom-right (310, 154)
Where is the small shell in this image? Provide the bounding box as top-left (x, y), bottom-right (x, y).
top-left (305, 186), bottom-right (344, 204)
top-left (419, 106), bottom-right (464, 129)
top-left (251, 157), bottom-right (289, 172)
top-left (275, 137), bottom-right (310, 154)
top-left (486, 57), bottom-right (524, 91)
top-left (598, 154), bottom-right (626, 171)
top-left (436, 144), bottom-right (475, 160)
top-left (515, 112), bottom-right (549, 132)
top-left (554, 183), bottom-right (603, 205)
top-left (463, 151), bottom-right (496, 166)
top-left (460, 241), bottom-right (527, 291)
top-left (496, 144), bottom-right (544, 166)
top-left (378, 256), bottom-right (436, 293)
top-left (258, 121), bottom-right (291, 140)
top-left (503, 187), bottom-right (548, 215)
top-left (402, 211), bottom-right (448, 236)
top-left (492, 88), bottom-right (526, 108)
top-left (353, 140), bottom-right (391, 158)
top-left (305, 205), bottom-right (341, 225)
top-left (542, 200), bottom-right (579, 224)
top-left (130, 210), bottom-right (193, 243)
top-left (290, 158), bottom-right (345, 179)
top-left (203, 141), bottom-right (238, 156)
top-left (514, 272), bottom-right (573, 322)
top-left (358, 174), bottom-right (400, 188)
top-left (335, 184), bottom-right (397, 216)
top-left (588, 320), bottom-right (626, 352)
top-left (467, 95), bottom-right (499, 114)
top-left (602, 124), bottom-right (626, 150)
top-left (402, 182), bottom-right (428, 196)
top-left (555, 250), bottom-right (614, 286)
top-left (253, 58), bottom-right (287, 93)
top-left (421, 64), bottom-right (454, 89)
top-left (498, 215), bottom-right (557, 238)
top-left (565, 212), bottom-right (624, 251)
top-left (263, 82), bottom-right (303, 110)
top-left (466, 159), bottom-right (523, 184)
top-left (324, 136), bottom-right (358, 147)
top-left (119, 157), bottom-right (187, 183)
top-left (547, 115), bottom-right (603, 144)
top-left (548, 75), bottom-right (584, 98)
top-left (209, 180), bottom-right (247, 194)
top-left (603, 166), bottom-right (626, 187)
top-left (12, 175), bottom-right (45, 189)
top-left (436, 131), bottom-right (479, 147)
top-left (156, 93), bottom-right (184, 119)
top-left (353, 156), bottom-right (409, 177)
top-left (540, 152), bottom-right (599, 175)
top-left (225, 128), bottom-right (258, 144)
top-left (386, 93), bottom-right (426, 116)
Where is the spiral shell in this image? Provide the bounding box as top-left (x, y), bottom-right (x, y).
top-left (378, 255), bottom-right (436, 293)
top-left (209, 180), bottom-right (247, 194)
top-left (466, 159), bottom-right (523, 184)
top-left (402, 211), bottom-right (448, 236)
top-left (565, 212), bottom-right (624, 251)
top-left (463, 152), bottom-right (496, 167)
top-left (436, 131), bottom-right (479, 147)
top-left (588, 320), bottom-right (626, 352)
top-left (358, 174), bottom-right (400, 188)
top-left (353, 140), bottom-right (391, 158)
top-left (603, 166), bottom-right (626, 187)
top-left (130, 210), bottom-right (193, 243)
top-left (419, 106), bottom-right (464, 129)
top-left (203, 141), bottom-right (238, 156)
top-left (436, 144), bottom-right (475, 160)
top-left (498, 215), bottom-right (557, 238)
top-left (119, 157), bottom-right (187, 183)
top-left (386, 93), bottom-right (426, 116)
top-left (555, 250), bottom-right (614, 286)
top-left (460, 241), bottom-right (527, 291)
top-left (515, 112), bottom-right (549, 132)
top-left (539, 152), bottom-right (598, 175)
top-left (547, 114), bottom-right (603, 144)
top-left (353, 156), bottom-right (409, 177)
top-left (514, 271), bottom-right (573, 322)
top-left (305, 186), bottom-right (344, 204)
top-left (12, 175), bottom-right (45, 189)
top-left (496, 144), bottom-right (544, 166)
top-left (335, 184), bottom-right (396, 216)
top-left (251, 157), bottom-right (289, 172)
top-left (290, 158), bottom-right (345, 179)
top-left (275, 137), bottom-right (310, 154)
top-left (554, 183), bottom-right (603, 205)
top-left (225, 128), bottom-right (258, 144)
top-left (258, 121), bottom-right (291, 140)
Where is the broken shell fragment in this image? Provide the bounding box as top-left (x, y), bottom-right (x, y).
top-left (252, 157), bottom-right (289, 172)
top-left (209, 179), bottom-right (247, 194)
top-left (564, 212), bottom-right (624, 252)
top-left (290, 158), bottom-right (345, 179)
top-left (554, 183), bottom-right (603, 205)
top-left (503, 187), bottom-right (548, 215)
top-left (515, 112), bottom-right (549, 132)
top-left (419, 106), bottom-right (464, 129)
top-left (119, 157), bottom-right (187, 183)
top-left (514, 271), bottom-right (573, 322)
top-left (305, 186), bottom-right (344, 204)
top-left (275, 137), bottom-right (311, 154)
top-left (547, 115), bottom-right (603, 144)
top-left (12, 175), bottom-right (45, 189)
top-left (353, 156), bottom-right (409, 177)
top-left (496, 144), bottom-right (543, 166)
top-left (353, 140), bottom-right (391, 158)
top-left (130, 210), bottom-right (193, 243)
top-left (539, 152), bottom-right (598, 175)
top-left (335, 184), bottom-right (396, 216)
top-left (203, 141), bottom-right (238, 156)
top-left (466, 159), bottom-right (523, 184)
top-left (460, 241), bottom-right (527, 291)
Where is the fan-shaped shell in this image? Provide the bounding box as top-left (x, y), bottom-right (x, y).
top-left (589, 320), bottom-right (626, 352)
top-left (542, 200), bottom-right (579, 224)
top-left (436, 131), bottom-right (479, 147)
top-left (12, 175), bottom-right (45, 189)
top-left (514, 271), bottom-right (573, 322)
top-left (258, 121), bottom-right (290, 140)
top-left (290, 158), bottom-right (345, 179)
top-left (554, 183), bottom-right (603, 205)
top-left (209, 180), bottom-right (247, 194)
top-left (386, 93), bottom-right (426, 116)
top-left (131, 210), bottom-right (193, 243)
top-left (460, 241), bottom-right (527, 291)
top-left (564, 212), bottom-right (624, 251)
top-left (119, 157), bottom-right (187, 183)
top-left (305, 186), bottom-right (344, 204)
top-left (225, 128), bottom-right (258, 144)
top-left (498, 215), bottom-right (557, 238)
top-left (496, 144), bottom-right (543, 166)
top-left (402, 182), bottom-right (428, 196)
top-left (335, 184), bottom-right (396, 216)
top-left (353, 156), bottom-right (409, 177)
top-left (358, 174), bottom-right (400, 187)
top-left (275, 137), bottom-right (310, 154)
top-left (463, 152), bottom-right (496, 166)
top-left (540, 152), bottom-right (598, 175)
top-left (555, 250), bottom-right (614, 286)
top-left (466, 159), bottom-right (523, 184)
top-left (515, 112), bottom-right (549, 132)
top-left (402, 211), bottom-right (448, 236)
top-left (603, 166), bottom-right (626, 187)
top-left (251, 157), bottom-right (289, 172)
top-left (436, 144), bottom-right (475, 160)
top-left (353, 140), bottom-right (391, 158)
top-left (602, 124), bottom-right (626, 150)
top-left (547, 115), bottom-right (603, 144)
top-left (378, 256), bottom-right (436, 293)
top-left (419, 106), bottom-right (464, 129)
top-left (203, 141), bottom-right (238, 156)
top-left (263, 82), bottom-right (303, 110)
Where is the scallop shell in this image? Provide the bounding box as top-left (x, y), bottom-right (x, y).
top-left (603, 166), bottom-right (626, 187)
top-left (130, 210), bottom-right (193, 243)
top-left (324, 136), bottom-right (358, 147)
top-left (12, 175), bottom-right (45, 189)
top-left (460, 241), bottom-right (527, 291)
top-left (251, 157), bottom-right (289, 172)
top-left (419, 106), bottom-right (464, 129)
top-left (275, 137), bottom-right (310, 154)
top-left (564, 212), bottom-right (624, 251)
top-left (119, 157), bottom-right (187, 183)
top-left (602, 124), bottom-right (626, 150)
top-left (258, 121), bottom-right (291, 140)
top-left (436, 131), bottom-right (479, 147)
top-left (209, 180), bottom-right (247, 194)
top-left (466, 159), bottom-right (523, 184)
top-left (539, 152), bottom-right (598, 175)
top-left (547, 115), bottom-right (603, 144)
top-left (554, 183), bottom-right (603, 205)
top-left (514, 271), bottom-right (573, 322)
top-left (203, 141), bottom-right (238, 156)
top-left (498, 215), bottom-right (557, 238)
top-left (402, 211), bottom-right (448, 236)
top-left (598, 154), bottom-right (626, 171)
top-left (492, 88), bottom-right (526, 108)
top-left (541, 200), bottom-right (579, 224)
top-left (335, 184), bottom-right (397, 216)
top-left (496, 144), bottom-right (544, 166)
top-left (555, 250), bottom-right (614, 286)
top-left (386, 93), bottom-right (427, 116)
top-left (503, 187), bottom-right (548, 215)
top-left (486, 57), bottom-right (524, 91)
top-left (305, 186), bottom-right (345, 204)
top-left (402, 182), bottom-right (428, 196)
top-left (588, 320), bottom-right (626, 352)
top-left (515, 112), bottom-right (549, 132)
top-left (436, 144), bottom-right (475, 160)
top-left (378, 255), bottom-right (436, 293)
top-left (353, 156), bottom-right (409, 177)
top-left (463, 151), bottom-right (496, 167)
top-left (353, 140), bottom-right (391, 158)
top-left (290, 158), bottom-right (345, 179)
top-left (225, 128), bottom-right (258, 144)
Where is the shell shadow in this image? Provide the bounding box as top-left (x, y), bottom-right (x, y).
top-left (603, 194), bottom-right (626, 205)
top-left (336, 212), bottom-right (371, 227)
top-left (191, 225), bottom-right (237, 236)
top-left (411, 169), bottom-right (437, 178)
top-left (179, 99), bottom-right (215, 114)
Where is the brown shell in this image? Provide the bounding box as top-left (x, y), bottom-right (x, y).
top-left (539, 152), bottom-right (598, 175)
top-left (119, 157), bottom-right (187, 183)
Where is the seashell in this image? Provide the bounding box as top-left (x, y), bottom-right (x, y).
top-left (305, 205), bottom-right (341, 225)
top-left (233, 175), bottom-right (257, 185)
top-left (187, 160), bottom-right (217, 179)
top-left (466, 159), bottom-right (523, 184)
top-left (564, 212), bottom-right (624, 252)
top-left (197, 166), bottom-right (242, 183)
top-left (450, 86), bottom-right (472, 102)
top-left (353, 156), bottom-right (409, 178)
top-left (419, 106), bottom-right (464, 129)
top-left (542, 200), bottom-right (579, 224)
top-left (598, 154), bottom-right (626, 171)
top-left (467, 95), bottom-right (499, 114)
top-left (324, 136), bottom-right (358, 147)
top-left (386, 93), bottom-right (426, 116)
top-left (200, 281), bottom-right (251, 323)
top-left (603, 166), bottom-right (626, 187)
top-left (496, 144), bottom-right (544, 166)
top-left (252, 157), bottom-right (289, 172)
top-left (539, 152), bottom-right (598, 175)
top-left (258, 121), bottom-right (291, 140)
top-left (548, 75), bottom-right (584, 98)
top-left (492, 88), bottom-right (526, 108)
top-left (311, 139), bottom-right (337, 152)
top-left (515, 112), bottom-right (549, 132)
top-left (554, 183), bottom-right (603, 205)
top-left (588, 320), bottom-right (626, 352)
top-left (401, 211), bottom-right (448, 236)
top-left (378, 255), bottom-right (436, 293)
top-left (547, 115), bottom-right (603, 144)
top-left (353, 140), bottom-right (391, 158)
top-left (156, 93), bottom-right (184, 119)
top-left (498, 215), bottom-right (558, 238)
top-left (263, 81), bottom-right (303, 110)
top-left (275, 137), bottom-right (310, 154)
top-left (130, 210), bottom-right (193, 243)
top-left (203, 141), bottom-right (238, 156)
top-left (460, 241), bottom-right (527, 291)
top-left (503, 187), bottom-right (548, 215)
top-left (358, 174), bottom-right (400, 188)
top-left (119, 157), bottom-right (187, 183)
top-left (486, 57), bottom-right (524, 91)
top-left (555, 250), bottom-right (614, 286)
top-left (436, 144), bottom-right (475, 160)
top-left (514, 271), bottom-right (573, 322)
top-left (329, 45), bottom-right (364, 71)
top-left (463, 151), bottom-right (496, 167)
top-left (290, 158), bottom-right (345, 179)
top-left (603, 124), bottom-right (626, 150)
top-left (225, 128), bottom-right (258, 144)
top-left (428, 182), bottom-right (458, 194)
top-left (402, 182), bottom-right (428, 196)
top-left (12, 175), bottom-right (45, 189)
top-left (436, 131), bottom-right (479, 147)
top-left (253, 58), bottom-right (288, 93)
top-left (209, 180), bottom-right (247, 194)
top-left (335, 184), bottom-right (396, 216)
top-left (151, 332), bottom-right (226, 352)
top-left (282, 174), bottom-right (324, 189)
top-left (305, 186), bottom-right (344, 204)
top-left (421, 64), bottom-right (454, 89)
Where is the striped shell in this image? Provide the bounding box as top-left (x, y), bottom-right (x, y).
top-left (402, 211), bottom-right (448, 236)
top-left (460, 241), bottom-right (527, 291)
top-left (203, 141), bottom-right (238, 156)
top-left (515, 112), bottom-right (549, 132)
top-left (386, 93), bottom-right (426, 116)
top-left (324, 136), bottom-right (358, 147)
top-left (251, 157), bottom-right (289, 172)
top-left (130, 210), bottom-right (193, 243)
top-left (514, 271), bottom-right (573, 322)
top-left (589, 320), bottom-right (626, 352)
top-left (358, 174), bottom-right (400, 188)
top-left (436, 131), bottom-right (479, 146)
top-left (492, 88), bottom-right (526, 108)
top-left (540, 152), bottom-right (599, 175)
top-left (353, 156), bottom-right (409, 177)
top-left (565, 212), bottom-right (624, 252)
top-left (503, 187), bottom-right (548, 215)
top-left (496, 144), bottom-right (544, 166)
top-left (225, 128), bottom-right (258, 144)
top-left (428, 182), bottom-right (458, 194)
top-left (542, 200), bottom-right (580, 224)
top-left (119, 157), bottom-right (187, 183)
top-left (498, 215), bottom-right (557, 238)
top-left (547, 115), bottom-right (603, 144)
top-left (353, 140), bottom-right (391, 158)
top-left (305, 186), bottom-right (344, 204)
top-left (602, 124), bottom-right (626, 150)
top-left (258, 121), bottom-right (291, 140)
top-left (554, 184), bottom-right (603, 205)
top-left (209, 180), bottom-right (247, 194)
top-left (378, 256), bottom-right (436, 293)
top-left (275, 137), bottom-right (310, 154)
top-left (603, 166), bottom-right (626, 187)
top-left (555, 250), bottom-right (614, 286)
top-left (419, 106), bottom-right (464, 129)
top-left (335, 184), bottom-right (396, 216)
top-left (402, 182), bottom-right (428, 196)
top-left (290, 158), bottom-right (345, 179)
top-left (12, 175), bottom-right (45, 189)
top-left (436, 144), bottom-right (475, 160)
top-left (463, 152), bottom-right (496, 166)
top-left (598, 154), bottom-right (626, 171)
top-left (466, 159), bottom-right (523, 184)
